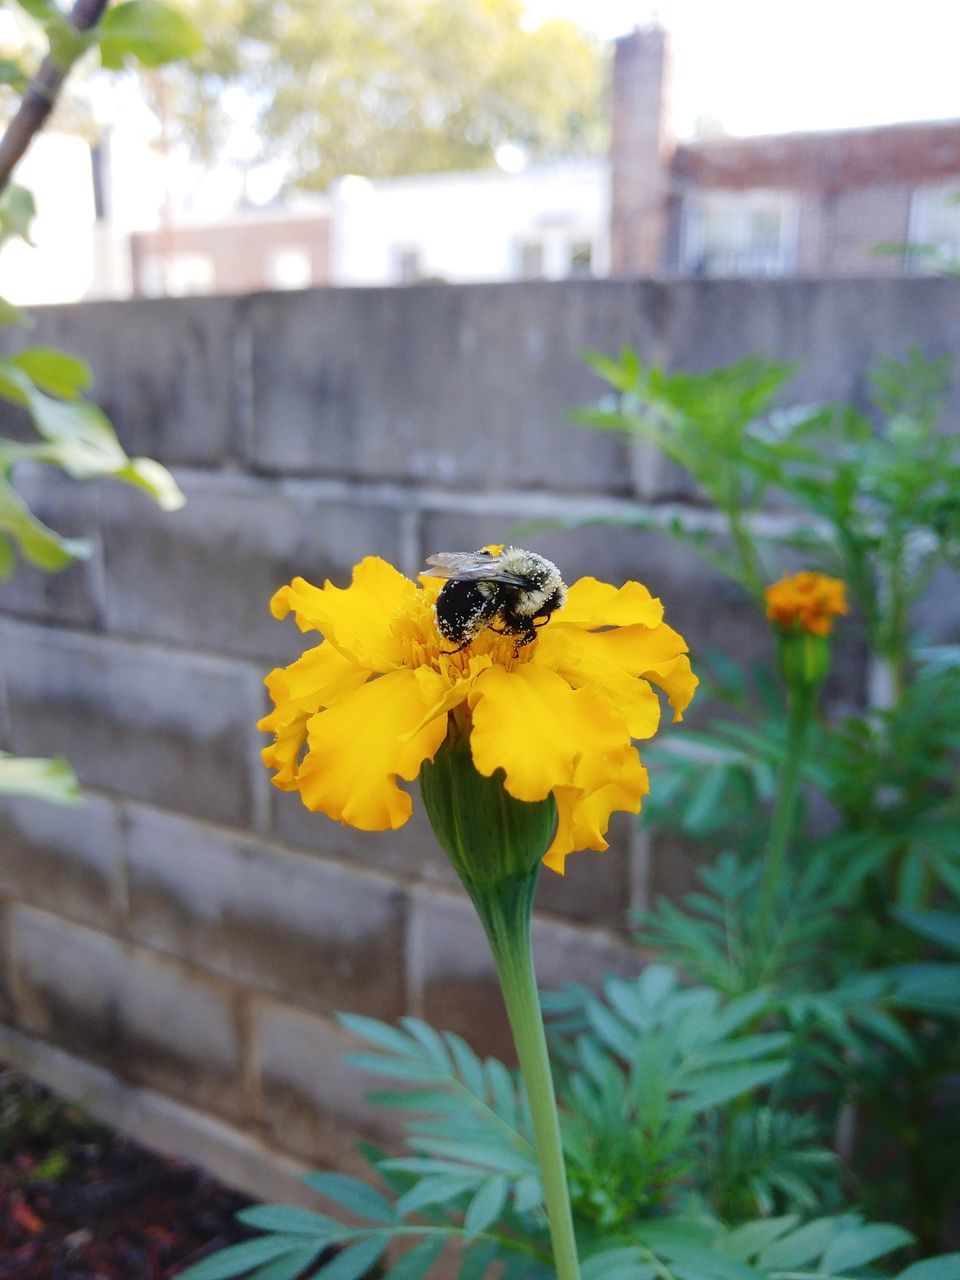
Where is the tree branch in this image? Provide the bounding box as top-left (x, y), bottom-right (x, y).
top-left (0, 0), bottom-right (111, 195)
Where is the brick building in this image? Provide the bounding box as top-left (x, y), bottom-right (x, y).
top-left (129, 203), bottom-right (333, 297)
top-left (113, 26), bottom-right (960, 298)
top-left (611, 25), bottom-right (960, 277)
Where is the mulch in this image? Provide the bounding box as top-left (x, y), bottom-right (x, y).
top-left (0, 1070), bottom-right (255, 1279)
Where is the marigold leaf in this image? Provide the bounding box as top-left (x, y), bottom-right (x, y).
top-left (301, 1173), bottom-right (396, 1224)
top-left (897, 1253), bottom-right (960, 1280)
top-left (382, 1238), bottom-right (447, 1279)
top-left (821, 1223), bottom-right (913, 1272)
top-left (395, 1173), bottom-right (479, 1218)
top-left (338, 1013), bottom-right (429, 1058)
top-left (246, 1245), bottom-right (331, 1280)
top-left (757, 1215), bottom-right (859, 1269)
top-left (177, 1235), bottom-right (306, 1280)
top-left (464, 1175), bottom-right (508, 1239)
top-left (443, 1031), bottom-right (487, 1097)
top-left (315, 1236), bottom-right (390, 1279)
top-left (457, 1240), bottom-right (499, 1279)
top-left (400, 1017), bottom-right (453, 1069)
top-left (236, 1205), bottom-right (341, 1237)
top-left (717, 1216), bottom-right (799, 1262)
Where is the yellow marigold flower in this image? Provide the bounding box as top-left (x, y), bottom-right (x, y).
top-left (259, 555), bottom-right (697, 874)
top-left (764, 571), bottom-right (848, 637)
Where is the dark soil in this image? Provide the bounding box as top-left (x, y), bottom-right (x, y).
top-left (0, 1070), bottom-right (255, 1278)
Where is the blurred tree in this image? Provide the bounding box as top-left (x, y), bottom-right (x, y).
top-left (173, 0), bottom-right (607, 189)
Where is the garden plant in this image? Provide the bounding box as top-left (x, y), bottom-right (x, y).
top-left (3, 4), bottom-right (958, 1277)
top-left (184, 350), bottom-right (960, 1280)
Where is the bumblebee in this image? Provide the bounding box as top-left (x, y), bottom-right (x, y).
top-left (422, 546), bottom-right (567, 652)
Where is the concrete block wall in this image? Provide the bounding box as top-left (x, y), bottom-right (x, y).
top-left (1, 278), bottom-right (958, 1199)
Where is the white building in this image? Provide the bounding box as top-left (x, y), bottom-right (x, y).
top-left (330, 160), bottom-right (608, 286)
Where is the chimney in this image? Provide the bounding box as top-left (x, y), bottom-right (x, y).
top-left (609, 25), bottom-right (673, 275)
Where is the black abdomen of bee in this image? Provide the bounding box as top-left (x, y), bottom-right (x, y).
top-left (434, 579), bottom-right (503, 648)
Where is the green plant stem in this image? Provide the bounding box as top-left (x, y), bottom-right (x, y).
top-left (756, 690), bottom-right (813, 945)
top-left (465, 868), bottom-right (582, 1280)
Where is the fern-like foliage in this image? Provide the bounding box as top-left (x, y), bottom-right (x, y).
top-left (179, 973), bottom-right (960, 1279)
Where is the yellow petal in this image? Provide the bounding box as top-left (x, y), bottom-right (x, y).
top-left (544, 747), bottom-right (649, 874)
top-left (566, 620), bottom-right (698, 722)
top-left (557, 576), bottom-right (664, 630)
top-left (278, 641), bottom-right (370, 711)
top-left (533, 627), bottom-right (662, 739)
top-left (405, 653), bottom-right (491, 740)
top-left (258, 702), bottom-right (310, 791)
top-left (296, 669), bottom-right (447, 830)
top-left (270, 557), bottom-right (416, 670)
top-left (641, 653), bottom-right (699, 721)
top-left (468, 663), bottom-right (632, 803)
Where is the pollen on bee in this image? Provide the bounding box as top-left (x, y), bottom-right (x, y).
top-left (390, 580), bottom-right (535, 676)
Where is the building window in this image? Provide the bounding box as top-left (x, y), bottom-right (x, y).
top-left (515, 239), bottom-right (545, 279)
top-left (139, 251), bottom-right (216, 297)
top-left (393, 247), bottom-right (422, 283)
top-left (681, 192), bottom-right (798, 276)
top-left (908, 184), bottom-right (960, 272)
top-left (266, 245), bottom-right (313, 290)
top-left (567, 240), bottom-right (593, 277)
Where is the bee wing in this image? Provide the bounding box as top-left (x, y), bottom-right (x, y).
top-left (420, 552), bottom-right (528, 586)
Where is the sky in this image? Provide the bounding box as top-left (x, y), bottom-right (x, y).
top-left (525, 0), bottom-right (960, 138)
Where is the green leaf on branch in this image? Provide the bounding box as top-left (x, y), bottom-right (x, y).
top-left (0, 474), bottom-right (92, 571)
top-left (0, 185), bottom-right (36, 247)
top-left (0, 355), bottom-right (185, 510)
top-left (114, 456), bottom-right (185, 510)
top-left (0, 57), bottom-right (29, 92)
top-left (98, 0), bottom-right (203, 69)
top-left (6, 348), bottom-right (92, 399)
top-left (11, 0), bottom-right (89, 67)
top-left (0, 752), bottom-right (81, 804)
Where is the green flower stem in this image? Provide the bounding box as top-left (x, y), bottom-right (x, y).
top-left (756, 688), bottom-right (813, 944)
top-left (465, 868), bottom-right (582, 1280)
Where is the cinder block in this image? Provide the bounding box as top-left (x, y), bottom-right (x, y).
top-left (2, 297), bottom-right (238, 464)
top-left (125, 806), bottom-right (407, 1019)
top-left (10, 907), bottom-right (247, 1119)
top-left (2, 623), bottom-right (259, 827)
top-left (535, 812), bottom-right (634, 931)
top-left (0, 1024), bottom-right (318, 1208)
top-left (255, 999), bottom-right (402, 1170)
top-left (246, 282), bottom-right (662, 491)
top-left (275, 787), bottom-right (633, 932)
top-left (662, 278), bottom-right (960, 422)
top-left (0, 792), bottom-right (123, 928)
top-left (407, 886), bottom-right (640, 1061)
top-left (0, 467), bottom-right (103, 628)
top-left (101, 474), bottom-right (405, 663)
top-left (271, 786), bottom-right (459, 890)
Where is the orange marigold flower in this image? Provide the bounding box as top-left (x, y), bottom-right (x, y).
top-left (764, 571), bottom-right (848, 637)
top-left (259, 552), bottom-right (697, 874)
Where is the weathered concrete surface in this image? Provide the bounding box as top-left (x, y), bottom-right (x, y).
top-left (125, 806), bottom-right (408, 1019)
top-left (1, 622), bottom-right (263, 827)
top-left (0, 277), bottom-right (957, 1197)
top-left (10, 908), bottom-right (249, 1120)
